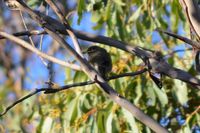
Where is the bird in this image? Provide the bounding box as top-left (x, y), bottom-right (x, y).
top-left (84, 46), bottom-right (112, 80)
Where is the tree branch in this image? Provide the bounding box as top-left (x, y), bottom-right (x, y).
top-left (0, 88), bottom-right (45, 116)
top-left (165, 48), bottom-right (192, 58)
top-left (156, 28), bottom-right (200, 49)
top-left (1, 10), bottom-right (200, 89)
top-left (0, 30), bottom-right (45, 39)
top-left (0, 69), bottom-right (147, 117)
top-left (0, 31), bottom-right (81, 71)
top-left (179, 0), bottom-right (200, 40)
top-left (45, 0), bottom-right (84, 57)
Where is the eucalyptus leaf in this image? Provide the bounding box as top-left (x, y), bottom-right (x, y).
top-left (77, 0), bottom-right (86, 24)
top-left (153, 86), bottom-right (168, 107)
top-left (106, 112), bottom-right (113, 133)
top-left (128, 6), bottom-right (142, 23)
top-left (173, 80), bottom-right (188, 105)
top-left (122, 108), bottom-right (139, 132)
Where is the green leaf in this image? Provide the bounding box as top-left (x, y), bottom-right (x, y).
top-left (37, 115), bottom-right (45, 132)
top-left (97, 111), bottom-right (105, 132)
top-left (182, 124), bottom-right (192, 133)
top-left (146, 84), bottom-right (156, 106)
top-left (153, 87), bottom-right (168, 107)
top-left (113, 0), bottom-right (125, 6)
top-left (73, 71), bottom-right (88, 82)
top-left (27, 0), bottom-right (44, 8)
top-left (91, 11), bottom-right (102, 23)
top-left (122, 108), bottom-right (139, 132)
top-left (77, 0), bottom-right (85, 24)
top-left (134, 79), bottom-right (143, 104)
top-left (106, 112), bottom-right (113, 133)
top-left (67, 97), bottom-right (79, 125)
top-left (79, 93), bottom-right (94, 112)
top-left (136, 20), bottom-right (145, 39)
top-left (116, 11), bottom-right (126, 40)
top-left (104, 1), bottom-right (112, 21)
top-left (114, 79), bottom-right (121, 91)
top-left (41, 117), bottom-right (53, 133)
top-left (128, 6), bottom-right (142, 23)
top-left (65, 67), bottom-right (72, 80)
top-left (173, 80), bottom-right (188, 105)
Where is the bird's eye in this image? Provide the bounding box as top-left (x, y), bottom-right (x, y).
top-left (87, 46), bottom-right (100, 53)
top-left (88, 48), bottom-right (95, 52)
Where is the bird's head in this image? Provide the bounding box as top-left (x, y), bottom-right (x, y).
top-left (83, 46), bottom-right (105, 55)
top-left (87, 46), bottom-right (104, 53)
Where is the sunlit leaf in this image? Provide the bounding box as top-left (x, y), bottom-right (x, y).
top-left (77, 0), bottom-right (85, 24)
top-left (113, 0), bottom-right (125, 6)
top-left (97, 111), bottom-right (105, 132)
top-left (122, 108), bottom-right (139, 132)
top-left (41, 117), bottom-right (53, 133)
top-left (106, 112), bottom-right (113, 133)
top-left (91, 11), bottom-right (102, 23)
top-left (173, 80), bottom-right (188, 105)
top-left (153, 86), bottom-right (168, 107)
top-left (128, 6), bottom-right (142, 23)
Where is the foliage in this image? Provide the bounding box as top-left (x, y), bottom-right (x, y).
top-left (0, 0), bottom-right (199, 132)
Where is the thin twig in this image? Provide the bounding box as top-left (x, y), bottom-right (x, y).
top-left (20, 10), bottom-right (48, 66)
top-left (0, 30), bottom-right (45, 39)
top-left (20, 10), bottom-right (35, 46)
top-left (164, 48), bottom-right (193, 58)
top-left (0, 88), bottom-right (45, 116)
top-left (0, 69), bottom-right (147, 117)
top-left (156, 28), bottom-right (200, 49)
top-left (45, 68), bottom-right (148, 93)
top-left (45, 0), bottom-right (83, 57)
top-left (185, 105), bottom-right (200, 124)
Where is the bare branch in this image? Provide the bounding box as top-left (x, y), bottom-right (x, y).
top-left (148, 55), bottom-right (200, 89)
top-left (45, 0), bottom-right (83, 57)
top-left (20, 10), bottom-right (49, 66)
top-left (0, 30), bottom-right (45, 39)
top-left (44, 0), bottom-right (68, 25)
top-left (1, 25), bottom-right (200, 89)
top-left (165, 48), bottom-right (192, 58)
top-left (0, 88), bottom-right (45, 116)
top-left (0, 69), bottom-right (147, 117)
top-left (156, 29), bottom-right (200, 49)
top-left (179, 0), bottom-right (200, 40)
top-left (0, 31), bottom-right (81, 71)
